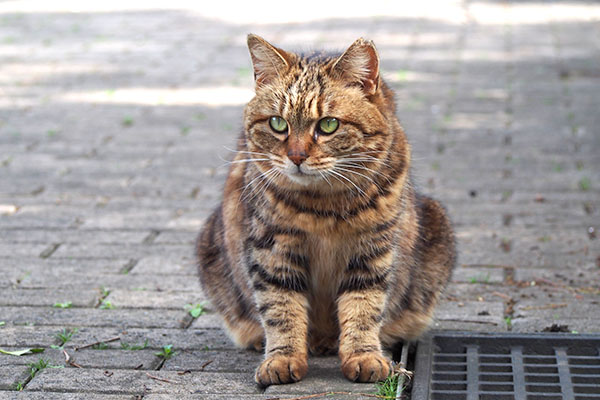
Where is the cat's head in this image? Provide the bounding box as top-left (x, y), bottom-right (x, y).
top-left (243, 34), bottom-right (397, 189)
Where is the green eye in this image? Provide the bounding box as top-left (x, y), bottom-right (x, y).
top-left (269, 116), bottom-right (288, 133)
top-left (317, 117), bottom-right (339, 135)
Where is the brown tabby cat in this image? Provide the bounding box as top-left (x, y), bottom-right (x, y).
top-left (197, 34), bottom-right (455, 386)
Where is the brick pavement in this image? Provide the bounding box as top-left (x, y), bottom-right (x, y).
top-left (1, 1), bottom-right (599, 398)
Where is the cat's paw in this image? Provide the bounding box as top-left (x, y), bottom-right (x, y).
top-left (255, 354), bottom-right (308, 386)
top-left (341, 352), bottom-right (391, 383)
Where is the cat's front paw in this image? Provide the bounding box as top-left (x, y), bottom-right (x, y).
top-left (341, 352), bottom-right (391, 383)
top-left (255, 354), bottom-right (308, 386)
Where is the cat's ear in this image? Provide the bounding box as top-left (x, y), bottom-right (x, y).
top-left (332, 38), bottom-right (380, 96)
top-left (247, 34), bottom-right (292, 87)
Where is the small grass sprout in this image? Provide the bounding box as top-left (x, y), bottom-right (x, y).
top-left (155, 344), bottom-right (174, 360)
top-left (121, 339), bottom-right (149, 350)
top-left (579, 177), bottom-right (591, 191)
top-left (469, 272), bottom-right (491, 284)
top-left (27, 359), bottom-right (62, 379)
top-left (99, 286), bottom-right (110, 297)
top-left (375, 373), bottom-right (399, 398)
top-left (184, 303), bottom-right (206, 318)
top-left (99, 300), bottom-right (114, 309)
top-left (52, 328), bottom-right (78, 349)
top-left (121, 116), bottom-right (134, 127)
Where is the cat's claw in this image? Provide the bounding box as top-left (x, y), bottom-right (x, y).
top-left (341, 352), bottom-right (391, 383)
top-left (255, 354), bottom-right (308, 386)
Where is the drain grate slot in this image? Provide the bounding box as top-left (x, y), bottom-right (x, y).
top-left (412, 332), bottom-right (600, 400)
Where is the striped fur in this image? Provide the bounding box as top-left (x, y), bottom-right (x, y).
top-left (197, 34), bottom-right (456, 386)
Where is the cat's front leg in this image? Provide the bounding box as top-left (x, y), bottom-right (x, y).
top-left (337, 257), bottom-right (392, 383)
top-left (248, 262), bottom-right (309, 386)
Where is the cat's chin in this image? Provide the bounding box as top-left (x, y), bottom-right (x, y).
top-left (285, 171), bottom-right (321, 186)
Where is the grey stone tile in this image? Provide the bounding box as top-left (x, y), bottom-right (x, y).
top-left (0, 288), bottom-right (99, 307)
top-left (26, 369), bottom-right (261, 395)
top-left (0, 365), bottom-right (29, 391)
top-left (163, 349), bottom-right (262, 373)
top-left (1, 307), bottom-right (187, 329)
top-left (0, 326), bottom-right (235, 351)
top-left (105, 289), bottom-right (206, 310)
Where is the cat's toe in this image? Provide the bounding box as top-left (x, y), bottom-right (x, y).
top-left (255, 354), bottom-right (308, 386)
top-left (341, 352), bottom-right (391, 383)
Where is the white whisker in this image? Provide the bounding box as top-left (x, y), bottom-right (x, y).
top-left (328, 168), bottom-right (366, 198)
top-left (224, 158), bottom-right (271, 164)
top-left (239, 167), bottom-right (276, 203)
top-left (335, 162), bottom-right (392, 184)
top-left (325, 170), bottom-right (352, 192)
top-left (334, 166), bottom-right (385, 194)
top-left (223, 146), bottom-right (270, 157)
top-left (318, 170), bottom-right (333, 188)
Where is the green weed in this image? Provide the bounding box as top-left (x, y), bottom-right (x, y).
top-left (53, 328), bottom-right (78, 348)
top-left (27, 359), bottom-right (62, 380)
top-left (155, 344), bottom-right (175, 360)
top-left (553, 163), bottom-right (564, 172)
top-left (375, 373), bottom-right (399, 398)
top-left (579, 177), bottom-right (591, 191)
top-left (99, 300), bottom-right (114, 310)
top-left (121, 339), bottom-right (149, 351)
top-left (100, 286), bottom-right (110, 297)
top-left (184, 303), bottom-right (206, 318)
top-left (469, 273), bottom-right (491, 284)
top-left (121, 116), bottom-right (134, 127)
top-left (53, 302), bottom-right (72, 309)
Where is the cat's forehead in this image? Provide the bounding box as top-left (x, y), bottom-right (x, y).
top-left (269, 55), bottom-right (337, 122)
top-left (277, 72), bottom-right (326, 124)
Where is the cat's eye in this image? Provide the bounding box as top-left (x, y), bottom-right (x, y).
top-left (317, 117), bottom-right (339, 135)
top-left (269, 116), bottom-right (288, 133)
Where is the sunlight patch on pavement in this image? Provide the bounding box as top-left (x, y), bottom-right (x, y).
top-left (1, 0), bottom-right (598, 26)
top-left (59, 87), bottom-right (255, 107)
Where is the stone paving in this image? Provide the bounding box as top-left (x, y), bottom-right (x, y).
top-left (1, 0), bottom-right (599, 398)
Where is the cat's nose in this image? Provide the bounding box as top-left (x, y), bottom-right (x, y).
top-left (287, 149), bottom-right (307, 166)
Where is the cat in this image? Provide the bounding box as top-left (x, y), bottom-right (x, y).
top-left (197, 34), bottom-right (456, 386)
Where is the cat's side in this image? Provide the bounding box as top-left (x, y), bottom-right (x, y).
top-left (197, 34), bottom-right (456, 386)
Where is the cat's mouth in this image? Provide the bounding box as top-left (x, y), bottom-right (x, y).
top-left (285, 165), bottom-right (321, 185)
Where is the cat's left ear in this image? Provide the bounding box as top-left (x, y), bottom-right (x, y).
top-left (332, 38), bottom-right (380, 96)
top-left (247, 34), bottom-right (293, 87)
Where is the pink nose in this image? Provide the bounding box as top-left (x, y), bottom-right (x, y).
top-left (288, 150), bottom-right (307, 166)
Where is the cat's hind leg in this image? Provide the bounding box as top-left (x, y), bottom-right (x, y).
top-left (381, 195), bottom-right (456, 347)
top-left (197, 207), bottom-right (264, 351)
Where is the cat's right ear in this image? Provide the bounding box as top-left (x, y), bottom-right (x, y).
top-left (247, 34), bottom-right (292, 87)
top-left (332, 38), bottom-right (380, 96)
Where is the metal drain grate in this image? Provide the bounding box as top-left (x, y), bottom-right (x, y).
top-left (411, 332), bottom-right (600, 400)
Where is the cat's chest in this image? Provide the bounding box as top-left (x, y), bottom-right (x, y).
top-left (306, 234), bottom-right (350, 296)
